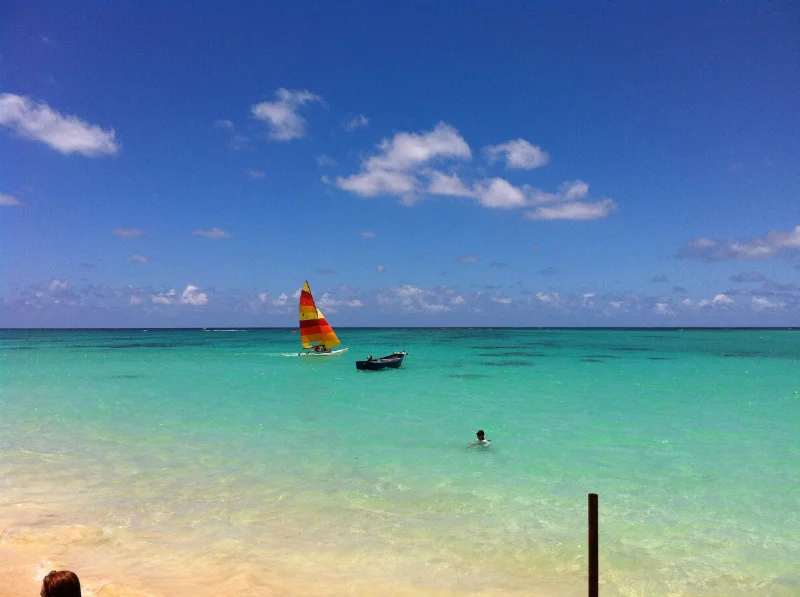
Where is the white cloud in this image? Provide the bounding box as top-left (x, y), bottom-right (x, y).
top-left (491, 295), bottom-right (513, 305)
top-left (273, 293), bottom-right (289, 307)
top-left (474, 178), bottom-right (526, 209)
top-left (485, 138), bottom-right (550, 169)
top-left (258, 292), bottom-right (269, 302)
top-left (427, 171), bottom-right (472, 197)
top-left (336, 122), bottom-right (471, 199)
top-left (458, 255), bottom-right (480, 264)
top-left (317, 293), bottom-right (364, 310)
top-left (654, 302), bottom-right (673, 315)
top-left (0, 193), bottom-right (23, 206)
top-left (247, 169), bottom-right (265, 179)
top-left (337, 126), bottom-right (614, 220)
top-left (558, 180), bottom-right (590, 201)
top-left (337, 168), bottom-right (418, 197)
top-left (359, 231), bottom-right (377, 238)
top-left (536, 292), bottom-right (562, 306)
top-left (191, 227), bottom-right (231, 239)
top-left (450, 295), bottom-right (466, 305)
top-left (712, 294), bottom-right (733, 306)
top-left (251, 88), bottom-right (322, 141)
top-left (524, 199), bottom-right (617, 221)
top-left (129, 296), bottom-right (143, 306)
top-left (152, 289), bottom-right (176, 305)
top-left (752, 297), bottom-right (783, 310)
top-left (678, 225), bottom-right (800, 261)
top-left (47, 279), bottom-right (69, 293)
top-left (127, 254), bottom-right (150, 264)
top-left (181, 284), bottom-right (208, 306)
top-left (114, 228), bottom-right (147, 239)
top-left (376, 264), bottom-right (386, 273)
top-left (0, 93), bottom-right (119, 156)
top-left (344, 114), bottom-right (369, 131)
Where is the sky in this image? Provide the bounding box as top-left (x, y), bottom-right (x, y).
top-left (1, 1), bottom-right (799, 327)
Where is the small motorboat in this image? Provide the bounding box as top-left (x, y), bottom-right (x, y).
top-left (356, 351), bottom-right (408, 371)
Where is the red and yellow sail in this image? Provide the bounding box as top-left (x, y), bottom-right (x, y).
top-left (298, 281), bottom-right (341, 349)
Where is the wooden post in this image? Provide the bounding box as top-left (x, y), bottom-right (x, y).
top-left (589, 493), bottom-right (598, 597)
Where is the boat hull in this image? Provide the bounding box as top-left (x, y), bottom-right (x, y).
top-left (284, 348), bottom-right (349, 357)
top-left (355, 351), bottom-right (407, 370)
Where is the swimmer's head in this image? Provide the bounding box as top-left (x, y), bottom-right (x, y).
top-left (476, 430), bottom-right (485, 439)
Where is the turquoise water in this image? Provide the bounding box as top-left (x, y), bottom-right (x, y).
top-left (1, 328), bottom-right (798, 596)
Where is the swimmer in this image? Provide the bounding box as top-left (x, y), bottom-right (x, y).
top-left (468, 429), bottom-right (491, 448)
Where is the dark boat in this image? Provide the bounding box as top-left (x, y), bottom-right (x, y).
top-left (356, 351), bottom-right (408, 371)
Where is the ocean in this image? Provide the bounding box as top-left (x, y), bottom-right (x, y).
top-left (1, 328), bottom-right (798, 596)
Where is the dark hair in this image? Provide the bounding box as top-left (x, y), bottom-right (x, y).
top-left (476, 429), bottom-right (485, 435)
top-left (41, 570), bottom-right (81, 597)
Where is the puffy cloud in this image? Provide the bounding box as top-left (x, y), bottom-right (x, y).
top-left (1, 193), bottom-right (23, 206)
top-left (376, 264), bottom-right (386, 273)
top-left (47, 279), bottom-right (70, 293)
top-left (336, 122), bottom-right (471, 199)
top-left (374, 284), bottom-right (458, 313)
top-left (337, 126), bottom-right (614, 220)
top-left (752, 297), bottom-right (783, 310)
top-left (191, 227), bottom-right (231, 239)
top-left (180, 285), bottom-right (208, 306)
top-left (114, 228), bottom-right (147, 239)
top-left (251, 88), bottom-right (322, 141)
top-left (654, 302), bottom-right (673, 315)
top-left (344, 114), bottom-right (369, 131)
top-left (152, 289), bottom-right (176, 305)
top-left (474, 178), bottom-right (526, 209)
top-left (127, 254), bottom-right (150, 264)
top-left (524, 199), bottom-right (617, 221)
top-left (677, 226), bottom-right (800, 261)
top-left (359, 231), bottom-right (377, 238)
top-left (427, 171), bottom-right (473, 197)
top-left (491, 294), bottom-right (513, 305)
top-left (317, 293), bottom-right (364, 311)
top-left (247, 169), bottom-right (265, 179)
top-left (0, 93), bottom-right (119, 156)
top-left (458, 255), bottom-right (479, 264)
top-left (485, 138), bottom-right (550, 169)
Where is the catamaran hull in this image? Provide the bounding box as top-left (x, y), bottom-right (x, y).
top-left (284, 348), bottom-right (350, 357)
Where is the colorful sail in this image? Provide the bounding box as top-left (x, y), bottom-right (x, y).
top-left (298, 281), bottom-right (341, 349)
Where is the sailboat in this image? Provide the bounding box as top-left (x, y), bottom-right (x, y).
top-left (286, 281), bottom-right (348, 357)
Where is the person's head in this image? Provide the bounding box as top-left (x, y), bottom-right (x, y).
top-left (476, 430), bottom-right (485, 440)
top-left (41, 570), bottom-right (81, 597)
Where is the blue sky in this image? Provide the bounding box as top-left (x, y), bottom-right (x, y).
top-left (2, 1), bottom-right (799, 327)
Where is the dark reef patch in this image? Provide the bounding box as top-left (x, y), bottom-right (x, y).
top-left (484, 360), bottom-right (531, 367)
top-left (611, 347), bottom-right (652, 352)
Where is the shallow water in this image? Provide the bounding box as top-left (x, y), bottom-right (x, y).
top-left (1, 328), bottom-right (798, 596)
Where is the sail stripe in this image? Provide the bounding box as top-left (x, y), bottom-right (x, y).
top-left (298, 281), bottom-right (342, 349)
